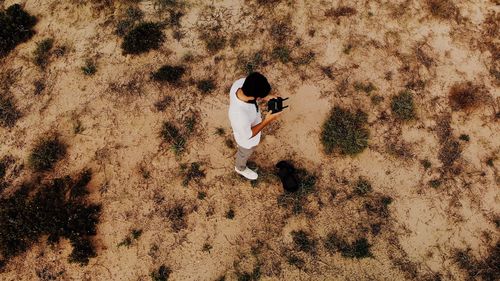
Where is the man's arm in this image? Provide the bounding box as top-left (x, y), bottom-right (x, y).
top-left (250, 111), bottom-right (282, 138)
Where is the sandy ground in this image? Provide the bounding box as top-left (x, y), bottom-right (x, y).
top-left (0, 0), bottom-right (499, 280)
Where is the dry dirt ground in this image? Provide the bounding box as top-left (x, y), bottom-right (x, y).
top-left (1, 0), bottom-right (499, 280)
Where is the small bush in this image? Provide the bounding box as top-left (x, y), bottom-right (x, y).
top-left (272, 46), bottom-right (291, 63)
top-left (0, 170), bottom-right (100, 267)
top-left (34, 80), bottom-right (45, 95)
top-left (215, 127), bottom-right (225, 136)
top-left (421, 159), bottom-right (432, 170)
top-left (126, 7), bottom-right (143, 21)
top-left (161, 122), bottom-right (186, 154)
top-left (291, 230), bottom-right (317, 254)
top-left (34, 38), bottom-right (54, 69)
top-left (166, 204), bottom-right (187, 232)
top-left (321, 107), bottom-right (369, 155)
top-left (151, 265), bottom-right (171, 281)
top-left (0, 4), bottom-right (37, 57)
top-left (287, 254), bottom-right (305, 269)
top-left (29, 136), bottom-right (67, 172)
top-left (151, 65), bottom-right (186, 84)
top-left (117, 229), bottom-right (142, 248)
top-left (0, 95), bottom-right (22, 128)
top-left (429, 179), bottom-right (441, 188)
top-left (459, 134), bottom-right (470, 142)
top-left (438, 140), bottom-right (461, 168)
top-left (236, 265), bottom-right (261, 281)
top-left (122, 22), bottom-right (165, 55)
top-left (197, 79), bottom-right (216, 94)
top-left (370, 95), bottom-right (384, 105)
top-left (197, 191), bottom-right (206, 200)
top-left (454, 244), bottom-right (499, 281)
top-left (270, 22), bottom-right (291, 43)
top-left (391, 90), bottom-right (415, 120)
top-left (225, 208), bottom-right (235, 219)
top-left (355, 178), bottom-right (372, 195)
top-left (449, 82), bottom-right (483, 111)
top-left (201, 34), bottom-right (226, 53)
top-left (81, 59), bottom-right (97, 76)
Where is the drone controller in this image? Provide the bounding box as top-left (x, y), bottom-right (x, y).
top-left (267, 97), bottom-right (289, 113)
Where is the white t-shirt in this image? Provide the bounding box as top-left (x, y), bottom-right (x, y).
top-left (228, 78), bottom-right (262, 149)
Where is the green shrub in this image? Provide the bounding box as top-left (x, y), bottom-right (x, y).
top-left (0, 95), bottom-right (22, 128)
top-left (161, 122), bottom-right (186, 154)
top-left (321, 107), bottom-right (369, 155)
top-left (33, 38), bottom-right (54, 69)
top-left (421, 159), bottom-right (432, 170)
top-left (429, 179), bottom-right (441, 188)
top-left (151, 65), bottom-right (186, 84)
top-left (459, 134), bottom-right (470, 142)
top-left (391, 90), bottom-right (415, 120)
top-left (0, 4), bottom-right (37, 57)
top-left (238, 51), bottom-right (265, 74)
top-left (197, 79), bottom-right (216, 94)
top-left (151, 265), bottom-right (171, 281)
top-left (0, 170), bottom-right (100, 267)
top-left (272, 46), bottom-right (291, 63)
top-left (29, 136), bottom-right (67, 172)
top-left (81, 59), bottom-right (97, 76)
top-left (122, 22), bottom-right (165, 55)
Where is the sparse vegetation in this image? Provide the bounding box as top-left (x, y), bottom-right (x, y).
top-left (426, 0), bottom-right (459, 20)
top-left (122, 22), bottom-right (165, 55)
top-left (324, 233), bottom-right (372, 259)
top-left (391, 90), bottom-right (416, 120)
top-left (429, 179), bottom-right (442, 188)
top-left (150, 265), bottom-right (171, 281)
top-left (161, 121), bottom-right (186, 154)
top-left (421, 159), bottom-right (432, 170)
top-left (271, 46), bottom-right (291, 64)
top-left (118, 229), bottom-right (142, 247)
top-left (180, 162), bottom-right (205, 186)
top-left (28, 136), bottom-right (67, 172)
top-left (33, 38), bottom-right (54, 69)
top-left (454, 244), bottom-right (499, 281)
top-left (0, 94), bottom-right (22, 128)
top-left (154, 96), bottom-right (174, 111)
top-left (151, 65), bottom-right (186, 84)
top-left (197, 191), bottom-right (206, 200)
top-left (459, 134), bottom-right (470, 142)
top-left (325, 6), bottom-right (357, 18)
top-left (354, 81), bottom-right (376, 94)
top-left (238, 51), bottom-right (265, 74)
top-left (0, 170), bottom-right (101, 267)
top-left (0, 4), bottom-right (37, 57)
top-left (215, 127), bottom-right (226, 136)
top-left (321, 107), bottom-right (369, 155)
top-left (166, 204), bottom-right (187, 232)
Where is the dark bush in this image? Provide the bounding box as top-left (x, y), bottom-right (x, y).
top-left (151, 265), bottom-right (171, 281)
top-left (0, 170), bottom-right (101, 267)
top-left (151, 65), bottom-right (185, 84)
top-left (438, 140), bottom-right (461, 168)
top-left (180, 162), bottom-right (205, 186)
top-left (458, 134), bottom-right (470, 142)
top-left (449, 82), bottom-right (483, 111)
top-left (321, 107), bottom-right (369, 155)
top-left (391, 90), bottom-right (415, 120)
top-left (81, 59), bottom-right (97, 76)
top-left (166, 204), bottom-right (186, 232)
top-left (197, 79), bottom-right (216, 94)
top-left (0, 94), bottom-right (22, 128)
top-left (0, 4), bottom-right (37, 57)
top-left (454, 244), bottom-right (499, 281)
top-left (122, 22), bottom-right (165, 55)
top-left (291, 230), bottom-right (317, 254)
top-left (29, 136), bottom-right (67, 172)
top-left (354, 81), bottom-right (376, 94)
top-left (225, 208), bottom-right (235, 219)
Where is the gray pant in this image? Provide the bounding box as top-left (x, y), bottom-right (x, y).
top-left (235, 145), bottom-right (255, 171)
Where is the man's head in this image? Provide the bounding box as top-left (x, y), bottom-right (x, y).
top-left (242, 72), bottom-right (271, 100)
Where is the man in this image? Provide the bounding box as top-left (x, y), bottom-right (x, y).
top-left (228, 72), bottom-right (282, 180)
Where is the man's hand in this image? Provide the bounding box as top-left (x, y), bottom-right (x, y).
top-left (264, 110), bottom-right (283, 122)
top-left (261, 94), bottom-right (278, 103)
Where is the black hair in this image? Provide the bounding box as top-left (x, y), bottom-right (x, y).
top-left (241, 72), bottom-right (271, 98)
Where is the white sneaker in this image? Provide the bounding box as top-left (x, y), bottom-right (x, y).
top-left (235, 167), bottom-right (258, 180)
